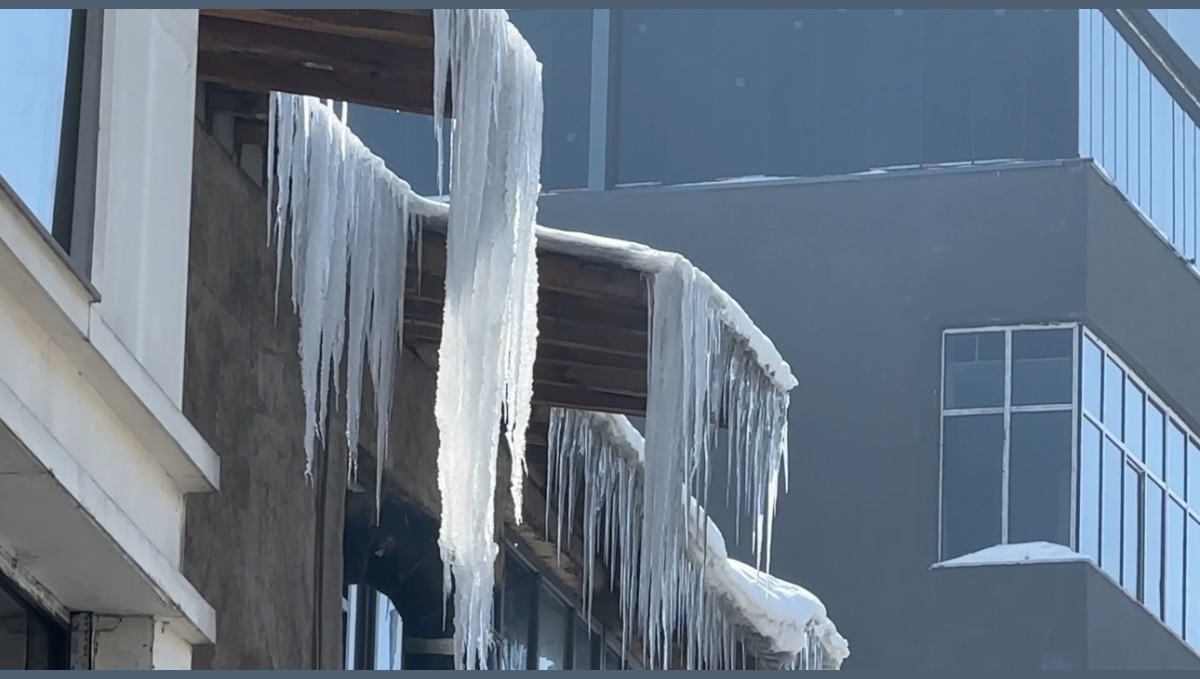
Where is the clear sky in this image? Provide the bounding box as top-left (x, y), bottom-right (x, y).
top-left (0, 10), bottom-right (72, 230)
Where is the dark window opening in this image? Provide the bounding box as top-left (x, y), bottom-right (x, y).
top-left (941, 413), bottom-right (1004, 560)
top-left (0, 578), bottom-right (68, 670)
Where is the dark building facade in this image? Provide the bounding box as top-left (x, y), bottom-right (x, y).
top-left (350, 9), bottom-right (1080, 195)
top-left (338, 8), bottom-right (1200, 670)
top-left (532, 160), bottom-right (1200, 669)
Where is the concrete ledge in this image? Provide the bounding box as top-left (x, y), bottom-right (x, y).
top-left (0, 186), bottom-right (218, 493)
top-left (0, 379), bottom-right (215, 644)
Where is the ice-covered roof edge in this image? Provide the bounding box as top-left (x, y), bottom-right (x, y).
top-left (406, 195), bottom-right (798, 392)
top-left (563, 410), bottom-right (848, 667)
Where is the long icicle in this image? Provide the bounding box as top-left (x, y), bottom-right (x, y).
top-left (432, 9), bottom-right (544, 670)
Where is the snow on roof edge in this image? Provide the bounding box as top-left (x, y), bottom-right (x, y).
top-left (932, 541), bottom-right (1092, 570)
top-left (588, 411), bottom-right (846, 665)
top-left (409, 197), bottom-right (797, 392)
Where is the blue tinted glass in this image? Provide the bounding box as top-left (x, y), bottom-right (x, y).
top-left (1124, 378), bottom-right (1144, 460)
top-left (1189, 438), bottom-right (1200, 505)
top-left (1187, 517), bottom-right (1200, 647)
top-left (1121, 464), bottom-right (1141, 595)
top-left (1008, 411), bottom-right (1073, 546)
top-left (1011, 328), bottom-right (1073, 406)
top-left (1168, 421), bottom-right (1187, 492)
top-left (1079, 419), bottom-right (1103, 562)
top-left (943, 332), bottom-right (1005, 410)
top-left (0, 9), bottom-right (74, 228)
top-left (1100, 435), bottom-right (1124, 576)
top-left (1166, 500), bottom-right (1186, 632)
top-left (1144, 482), bottom-right (1164, 617)
top-left (1146, 401), bottom-right (1166, 479)
top-left (1102, 356), bottom-right (1125, 438)
top-left (1082, 337), bottom-right (1103, 417)
top-left (941, 414), bottom-right (1004, 560)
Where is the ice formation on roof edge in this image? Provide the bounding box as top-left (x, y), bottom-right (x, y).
top-left (546, 402), bottom-right (838, 669)
top-left (431, 9), bottom-right (543, 671)
top-left (269, 93), bottom-right (422, 518)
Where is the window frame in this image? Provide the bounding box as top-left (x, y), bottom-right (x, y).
top-left (0, 8), bottom-right (102, 280)
top-left (938, 323), bottom-right (1081, 560)
top-left (496, 541), bottom-right (639, 670)
top-left (1080, 327), bottom-right (1200, 644)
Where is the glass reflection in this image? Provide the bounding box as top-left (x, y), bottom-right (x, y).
top-left (1082, 337), bottom-right (1102, 416)
top-left (1102, 356), bottom-right (1125, 438)
top-left (1168, 421), bottom-right (1187, 492)
top-left (1144, 482), bottom-right (1164, 618)
top-left (1187, 517), bottom-right (1200, 647)
top-left (1100, 435), bottom-right (1123, 575)
top-left (1124, 378), bottom-right (1144, 461)
top-left (1011, 328), bottom-right (1073, 406)
top-left (0, 10), bottom-right (75, 229)
top-left (943, 332), bottom-right (1005, 410)
top-left (1079, 420), bottom-right (1102, 562)
top-left (1165, 500), bottom-right (1186, 631)
top-left (1146, 402), bottom-right (1166, 480)
top-left (1121, 464), bottom-right (1141, 594)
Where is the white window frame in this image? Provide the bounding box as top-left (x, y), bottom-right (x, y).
top-left (938, 322), bottom-right (1081, 559)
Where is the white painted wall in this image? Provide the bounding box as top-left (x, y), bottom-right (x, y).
top-left (91, 616), bottom-right (193, 670)
top-left (90, 9), bottom-right (199, 406)
top-left (0, 7), bottom-right (217, 655)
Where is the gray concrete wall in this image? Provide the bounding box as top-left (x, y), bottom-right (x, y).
top-left (182, 123), bottom-right (347, 670)
top-left (1083, 166), bottom-right (1200, 433)
top-left (1084, 566), bottom-right (1200, 669)
top-left (927, 562), bottom-right (1088, 670)
top-left (537, 161), bottom-right (1092, 668)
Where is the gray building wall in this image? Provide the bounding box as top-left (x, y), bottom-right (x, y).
top-left (537, 159), bottom-right (1200, 668)
top-left (182, 123), bottom-right (347, 669)
top-left (928, 561), bottom-right (1200, 670)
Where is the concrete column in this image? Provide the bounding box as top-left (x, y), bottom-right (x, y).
top-left (73, 615), bottom-right (192, 670)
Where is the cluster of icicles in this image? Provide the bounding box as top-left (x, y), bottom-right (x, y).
top-left (544, 281), bottom-right (812, 672)
top-left (269, 9), bottom-right (543, 671)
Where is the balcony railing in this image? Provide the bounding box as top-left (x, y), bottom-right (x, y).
top-left (1081, 9), bottom-right (1200, 268)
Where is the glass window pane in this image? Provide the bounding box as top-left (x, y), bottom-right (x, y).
top-left (572, 620), bottom-right (593, 669)
top-left (1187, 517), bottom-right (1200, 646)
top-left (1144, 482), bottom-right (1164, 617)
top-left (373, 592), bottom-right (402, 670)
top-left (1008, 411), bottom-right (1073, 546)
top-left (604, 646), bottom-right (621, 670)
top-left (500, 559), bottom-right (537, 670)
top-left (1102, 356), bottom-right (1125, 438)
top-left (509, 10), bottom-right (593, 191)
top-left (1082, 337), bottom-right (1103, 417)
top-left (1146, 402), bottom-right (1166, 480)
top-left (941, 414), bottom-right (1004, 559)
top-left (1100, 436), bottom-right (1124, 577)
top-left (1168, 421), bottom-right (1187, 493)
top-left (943, 332), bottom-right (1005, 410)
top-left (0, 9), bottom-right (75, 229)
top-left (1121, 464), bottom-right (1141, 595)
top-left (1011, 328), bottom-right (1073, 406)
top-left (537, 589), bottom-right (569, 670)
top-left (1165, 500), bottom-right (1186, 632)
top-left (1079, 419), bottom-right (1103, 563)
top-left (1124, 378), bottom-right (1144, 460)
top-left (1189, 438), bottom-right (1200, 505)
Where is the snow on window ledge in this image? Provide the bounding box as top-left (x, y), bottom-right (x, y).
top-left (932, 542), bottom-right (1092, 570)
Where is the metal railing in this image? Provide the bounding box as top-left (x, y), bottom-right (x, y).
top-left (1081, 9), bottom-right (1200, 267)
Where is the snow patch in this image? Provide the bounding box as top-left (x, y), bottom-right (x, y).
top-left (933, 542), bottom-right (1090, 569)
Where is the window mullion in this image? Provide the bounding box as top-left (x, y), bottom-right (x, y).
top-left (1071, 324), bottom-right (1082, 551)
top-left (1002, 329), bottom-right (1013, 543)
